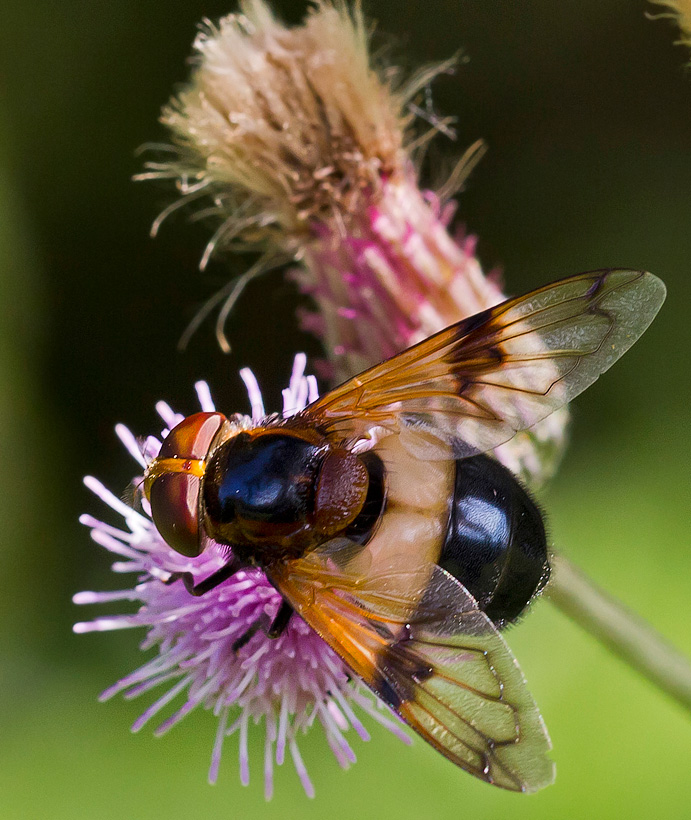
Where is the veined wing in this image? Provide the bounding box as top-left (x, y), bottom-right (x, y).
top-left (269, 549), bottom-right (555, 792)
top-left (303, 270), bottom-right (665, 458)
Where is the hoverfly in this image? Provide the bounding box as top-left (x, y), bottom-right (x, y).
top-left (144, 269), bottom-right (665, 792)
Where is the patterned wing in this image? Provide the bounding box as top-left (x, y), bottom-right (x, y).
top-left (304, 270), bottom-right (665, 458)
top-left (269, 548), bottom-right (555, 792)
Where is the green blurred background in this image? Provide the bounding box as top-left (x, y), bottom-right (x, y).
top-left (1, 0), bottom-right (689, 817)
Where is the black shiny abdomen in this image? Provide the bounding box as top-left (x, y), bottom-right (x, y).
top-left (204, 432), bottom-right (322, 526)
top-left (439, 454), bottom-right (549, 626)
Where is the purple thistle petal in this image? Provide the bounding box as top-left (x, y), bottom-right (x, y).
top-left (238, 711), bottom-right (250, 787)
top-left (209, 706), bottom-right (230, 785)
top-left (239, 368), bottom-right (265, 422)
top-left (115, 423), bottom-right (148, 467)
top-left (131, 676), bottom-right (193, 733)
top-left (276, 695), bottom-right (289, 767)
top-left (195, 380), bottom-right (216, 412)
top-left (154, 699), bottom-right (199, 736)
top-left (263, 715), bottom-right (275, 800)
top-left (290, 740), bottom-right (315, 799)
top-left (331, 686), bottom-right (370, 742)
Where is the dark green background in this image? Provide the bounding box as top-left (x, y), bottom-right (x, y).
top-left (0, 1), bottom-right (689, 818)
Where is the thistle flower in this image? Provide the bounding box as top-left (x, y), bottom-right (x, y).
top-left (139, 0), bottom-right (569, 488)
top-left (74, 356), bottom-right (409, 798)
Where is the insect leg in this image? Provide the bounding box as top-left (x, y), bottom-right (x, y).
top-left (266, 599), bottom-right (294, 638)
top-left (232, 600), bottom-right (294, 651)
top-left (164, 556), bottom-right (241, 596)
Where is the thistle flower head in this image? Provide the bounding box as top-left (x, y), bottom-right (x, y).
top-left (141, 0), bottom-right (432, 264)
top-left (74, 357), bottom-right (409, 798)
top-left (141, 1), bottom-right (568, 484)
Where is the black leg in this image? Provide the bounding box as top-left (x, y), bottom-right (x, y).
top-left (164, 557), bottom-right (241, 597)
top-left (232, 600), bottom-right (294, 651)
top-left (267, 599), bottom-right (294, 638)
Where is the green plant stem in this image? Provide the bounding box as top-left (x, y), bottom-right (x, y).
top-left (548, 553), bottom-right (691, 712)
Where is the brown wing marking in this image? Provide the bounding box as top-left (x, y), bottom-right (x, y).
top-left (270, 555), bottom-right (554, 792)
top-left (303, 269), bottom-right (665, 458)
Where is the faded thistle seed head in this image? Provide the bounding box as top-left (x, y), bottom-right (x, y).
top-left (141, 0), bottom-right (422, 263)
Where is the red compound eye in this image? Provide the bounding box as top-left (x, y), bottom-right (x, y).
top-left (147, 412), bottom-right (228, 557)
top-left (159, 412), bottom-right (228, 460)
top-left (149, 472), bottom-right (203, 557)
